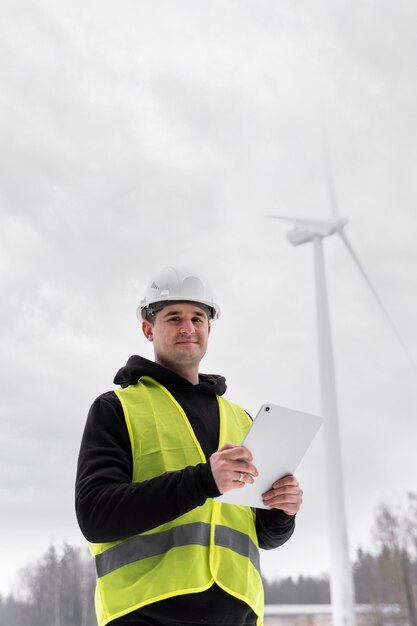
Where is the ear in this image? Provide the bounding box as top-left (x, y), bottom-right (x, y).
top-left (208, 323), bottom-right (211, 336)
top-left (142, 320), bottom-right (153, 341)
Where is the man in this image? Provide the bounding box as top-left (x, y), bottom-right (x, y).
top-left (76, 266), bottom-right (302, 626)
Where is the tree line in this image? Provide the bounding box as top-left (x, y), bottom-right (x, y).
top-left (1, 492), bottom-right (416, 626)
top-left (0, 543), bottom-right (96, 626)
top-left (354, 492), bottom-right (417, 625)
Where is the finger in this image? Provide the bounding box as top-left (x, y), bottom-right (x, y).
top-left (263, 491), bottom-right (301, 504)
top-left (218, 442), bottom-right (241, 452)
top-left (232, 460), bottom-right (258, 477)
top-left (222, 445), bottom-right (253, 462)
top-left (264, 486), bottom-right (303, 498)
top-left (234, 470), bottom-right (255, 485)
top-left (268, 498), bottom-right (301, 511)
top-left (272, 474), bottom-right (298, 489)
top-left (262, 498), bottom-right (301, 515)
top-left (265, 487), bottom-right (303, 500)
top-left (262, 486), bottom-right (303, 501)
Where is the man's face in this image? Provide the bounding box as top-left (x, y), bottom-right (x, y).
top-left (142, 302), bottom-right (211, 373)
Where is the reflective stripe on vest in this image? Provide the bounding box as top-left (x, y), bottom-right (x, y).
top-left (89, 377), bottom-right (264, 626)
top-left (95, 522), bottom-right (260, 578)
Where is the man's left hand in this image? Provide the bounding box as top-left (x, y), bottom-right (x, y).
top-left (262, 474), bottom-right (303, 515)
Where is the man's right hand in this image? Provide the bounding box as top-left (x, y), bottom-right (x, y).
top-left (210, 443), bottom-right (258, 493)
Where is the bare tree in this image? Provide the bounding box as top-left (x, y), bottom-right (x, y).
top-left (19, 542), bottom-right (96, 626)
top-left (372, 493), bottom-right (417, 626)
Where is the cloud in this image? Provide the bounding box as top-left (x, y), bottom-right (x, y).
top-left (1, 0), bottom-right (416, 596)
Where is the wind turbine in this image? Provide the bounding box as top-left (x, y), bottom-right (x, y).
top-left (267, 153), bottom-right (416, 626)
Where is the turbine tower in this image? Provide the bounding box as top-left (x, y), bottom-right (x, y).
top-left (267, 159), bottom-right (416, 626)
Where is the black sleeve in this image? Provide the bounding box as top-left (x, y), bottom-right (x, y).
top-left (255, 508), bottom-right (296, 550)
top-left (75, 392), bottom-right (220, 543)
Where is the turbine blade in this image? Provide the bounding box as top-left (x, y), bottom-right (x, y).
top-left (265, 214), bottom-right (299, 223)
top-left (339, 230), bottom-right (417, 372)
top-left (322, 119), bottom-right (340, 219)
top-left (266, 214), bottom-right (342, 227)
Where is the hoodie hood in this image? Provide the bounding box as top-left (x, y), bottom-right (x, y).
top-left (114, 355), bottom-right (227, 396)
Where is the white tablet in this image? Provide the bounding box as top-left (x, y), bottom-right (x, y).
top-left (215, 403), bottom-right (323, 509)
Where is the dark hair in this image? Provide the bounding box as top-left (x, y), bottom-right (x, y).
top-left (144, 300), bottom-right (213, 323)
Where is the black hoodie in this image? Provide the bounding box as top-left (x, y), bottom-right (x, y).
top-left (75, 356), bottom-right (295, 626)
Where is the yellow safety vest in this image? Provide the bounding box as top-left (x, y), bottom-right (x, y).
top-left (89, 376), bottom-right (264, 626)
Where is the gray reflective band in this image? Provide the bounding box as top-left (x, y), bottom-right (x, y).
top-left (96, 522), bottom-right (210, 578)
top-left (95, 522), bottom-right (259, 578)
top-left (215, 525), bottom-right (260, 574)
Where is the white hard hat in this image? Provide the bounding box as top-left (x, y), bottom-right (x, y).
top-left (138, 266), bottom-right (221, 321)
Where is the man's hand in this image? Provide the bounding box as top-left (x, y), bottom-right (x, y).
top-left (210, 443), bottom-right (258, 494)
top-left (262, 474), bottom-right (303, 515)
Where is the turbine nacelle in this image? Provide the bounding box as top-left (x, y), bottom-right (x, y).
top-left (266, 215), bottom-right (348, 246)
top-left (266, 213), bottom-right (417, 372)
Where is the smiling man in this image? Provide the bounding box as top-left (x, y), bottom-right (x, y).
top-left (142, 303), bottom-right (211, 383)
top-left (75, 266), bottom-right (302, 626)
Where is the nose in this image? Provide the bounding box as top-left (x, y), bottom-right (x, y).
top-left (180, 319), bottom-right (196, 334)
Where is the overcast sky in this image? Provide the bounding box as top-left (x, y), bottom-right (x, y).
top-left (1, 0), bottom-right (417, 598)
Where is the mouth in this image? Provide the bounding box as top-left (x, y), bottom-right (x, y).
top-left (175, 340), bottom-right (198, 345)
